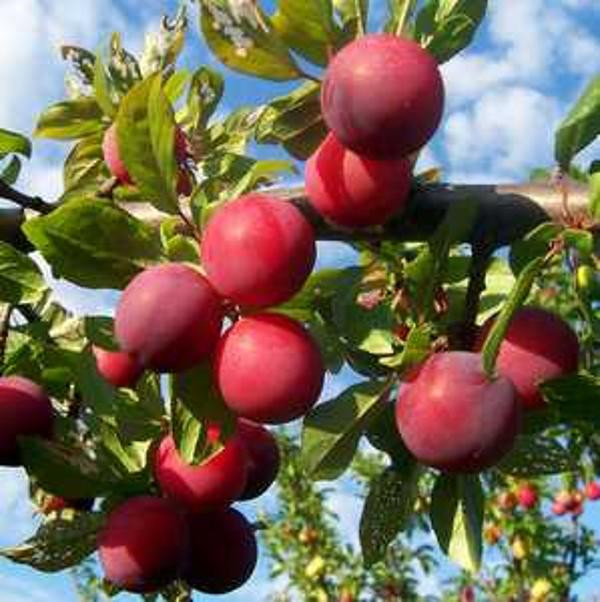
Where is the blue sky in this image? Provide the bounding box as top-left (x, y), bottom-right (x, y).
top-left (0, 0), bottom-right (599, 600)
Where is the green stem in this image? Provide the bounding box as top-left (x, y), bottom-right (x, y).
top-left (395, 0), bottom-right (418, 37)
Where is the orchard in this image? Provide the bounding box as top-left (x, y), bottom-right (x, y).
top-left (0, 1), bottom-right (597, 601)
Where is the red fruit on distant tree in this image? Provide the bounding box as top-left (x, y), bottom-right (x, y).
top-left (115, 263), bottom-right (223, 373)
top-left (154, 433), bottom-right (248, 513)
top-left (92, 346), bottom-right (143, 388)
top-left (516, 483), bottom-right (538, 509)
top-left (102, 123), bottom-right (191, 191)
top-left (321, 34), bottom-right (444, 159)
top-left (98, 496), bottom-right (187, 593)
top-left (496, 491), bottom-right (518, 511)
top-left (201, 194), bottom-right (316, 308)
top-left (237, 419), bottom-right (280, 500)
top-left (554, 490), bottom-right (576, 512)
top-left (305, 133), bottom-right (411, 228)
top-left (475, 307), bottom-right (579, 410)
top-left (182, 508), bottom-right (257, 594)
top-left (215, 313), bottom-right (325, 424)
top-left (40, 495), bottom-right (94, 514)
top-left (585, 481), bottom-right (600, 501)
top-left (0, 376), bottom-right (54, 466)
top-left (395, 352), bottom-right (520, 472)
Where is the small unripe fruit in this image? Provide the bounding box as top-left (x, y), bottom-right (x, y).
top-left (98, 496), bottom-right (187, 593)
top-left (237, 419), bottom-right (280, 500)
top-left (475, 307), bottom-right (579, 410)
top-left (0, 376), bottom-right (54, 466)
top-left (305, 133), bottom-right (411, 228)
top-left (154, 433), bottom-right (248, 513)
top-left (215, 313), bottom-right (325, 424)
top-left (516, 483), bottom-right (538, 509)
top-left (321, 34), bottom-right (444, 159)
top-left (183, 508), bottom-right (257, 594)
top-left (395, 352), bottom-right (520, 473)
top-left (585, 481), bottom-right (600, 501)
top-left (201, 194), bottom-right (316, 308)
top-left (92, 346), bottom-right (143, 388)
top-left (496, 491), bottom-right (518, 512)
top-left (115, 263), bottom-right (223, 373)
top-left (484, 523), bottom-right (502, 545)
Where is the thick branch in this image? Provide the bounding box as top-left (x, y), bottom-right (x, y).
top-left (124, 182), bottom-right (590, 249)
top-left (0, 179), bottom-right (54, 214)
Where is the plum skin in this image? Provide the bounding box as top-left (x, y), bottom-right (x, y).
top-left (200, 193), bottom-right (316, 308)
top-left (321, 34), bottom-right (445, 159)
top-left (115, 263), bottom-right (223, 373)
top-left (215, 313), bottom-right (325, 424)
top-left (395, 352), bottom-right (520, 473)
top-left (0, 376), bottom-right (54, 466)
top-left (305, 133), bottom-right (412, 228)
top-left (97, 496), bottom-right (188, 593)
top-left (237, 419), bottom-right (281, 500)
top-left (182, 508), bottom-right (258, 594)
top-left (154, 432), bottom-right (248, 513)
top-left (475, 307), bottom-right (579, 410)
top-left (92, 346), bottom-right (143, 388)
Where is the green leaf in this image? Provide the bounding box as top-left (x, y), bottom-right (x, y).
top-left (171, 396), bottom-right (207, 465)
top-left (178, 67), bottom-right (224, 130)
top-left (360, 463), bottom-right (421, 567)
top-left (106, 33), bottom-right (142, 95)
top-left (0, 241), bottom-right (47, 304)
top-left (0, 156), bottom-right (22, 185)
top-left (164, 69), bottom-right (192, 104)
top-left (84, 316), bottom-right (119, 351)
top-left (20, 438), bottom-right (116, 498)
top-left (308, 313), bottom-right (345, 374)
top-left (93, 55), bottom-right (117, 118)
top-left (365, 403), bottom-right (413, 467)
top-left (542, 374), bottom-right (600, 428)
top-left (379, 324), bottom-right (432, 369)
top-left (301, 380), bottom-right (389, 480)
top-left (199, 0), bottom-right (301, 81)
top-left (589, 172), bottom-right (600, 219)
top-left (555, 75), bottom-right (600, 169)
top-left (497, 435), bottom-right (574, 477)
top-left (61, 45), bottom-right (96, 85)
top-left (23, 197), bottom-right (163, 289)
top-left (63, 131), bottom-right (106, 192)
top-left (416, 0), bottom-right (488, 63)
top-left (564, 228), bottom-right (594, 257)
top-left (255, 81), bottom-right (327, 159)
top-left (384, 0), bottom-right (418, 35)
top-left (509, 222), bottom-right (563, 276)
top-left (35, 98), bottom-right (105, 140)
top-left (481, 257), bottom-right (544, 377)
top-left (116, 75), bottom-right (179, 213)
top-left (170, 361), bottom-right (236, 440)
top-left (273, 0), bottom-right (342, 67)
top-left (430, 474), bottom-right (483, 572)
top-left (333, 0), bottom-right (368, 38)
top-left (0, 128), bottom-right (31, 157)
top-left (0, 512), bottom-right (105, 572)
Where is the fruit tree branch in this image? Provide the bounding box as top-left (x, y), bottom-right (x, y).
top-left (0, 179), bottom-right (54, 214)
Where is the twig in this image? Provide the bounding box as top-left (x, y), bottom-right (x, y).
top-left (0, 179), bottom-right (53, 214)
top-left (0, 304), bottom-right (12, 370)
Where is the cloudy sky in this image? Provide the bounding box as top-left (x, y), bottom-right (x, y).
top-left (0, 0), bottom-right (598, 600)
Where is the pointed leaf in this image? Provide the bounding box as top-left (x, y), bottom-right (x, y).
top-left (0, 128), bottom-right (31, 157)
top-left (35, 99), bottom-right (104, 140)
top-left (0, 241), bottom-right (47, 304)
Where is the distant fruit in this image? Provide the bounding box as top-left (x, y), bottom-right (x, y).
top-left (305, 133), bottom-right (411, 228)
top-left (0, 376), bottom-right (54, 466)
top-left (395, 352), bottom-right (520, 472)
top-left (321, 34), bottom-right (444, 159)
top-left (516, 483), bottom-right (538, 509)
top-left (98, 496), bottom-right (187, 593)
top-left (40, 495), bottom-right (94, 514)
top-left (585, 481), bottom-right (600, 501)
top-left (215, 313), bottom-right (324, 424)
top-left (201, 194), bottom-right (316, 308)
top-left (183, 508), bottom-right (257, 594)
top-left (115, 263), bottom-right (223, 373)
top-left (496, 491), bottom-right (518, 512)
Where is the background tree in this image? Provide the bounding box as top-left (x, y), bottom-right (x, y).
top-left (0, 0), bottom-right (597, 600)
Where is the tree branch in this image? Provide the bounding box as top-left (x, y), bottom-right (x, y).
top-left (0, 179), bottom-right (54, 214)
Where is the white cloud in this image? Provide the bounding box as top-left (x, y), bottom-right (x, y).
top-left (0, 468), bottom-right (39, 547)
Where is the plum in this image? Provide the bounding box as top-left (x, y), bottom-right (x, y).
top-left (115, 263), bottom-right (223, 373)
top-left (0, 376), bottom-right (54, 466)
top-left (395, 352), bottom-right (520, 473)
top-left (516, 483), bottom-right (538, 509)
top-left (40, 495), bottom-right (94, 514)
top-left (237, 419), bottom-right (280, 500)
top-left (182, 508), bottom-right (257, 594)
top-left (92, 346), bottom-right (143, 388)
top-left (321, 34), bottom-right (444, 159)
top-left (201, 194), bottom-right (316, 308)
top-left (305, 133), bottom-right (412, 228)
top-left (475, 307), bottom-right (579, 410)
top-left (98, 496), bottom-right (187, 593)
top-left (215, 313), bottom-right (325, 424)
top-left (154, 432), bottom-right (248, 513)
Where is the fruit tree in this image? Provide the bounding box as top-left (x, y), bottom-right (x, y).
top-left (0, 1), bottom-right (598, 600)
